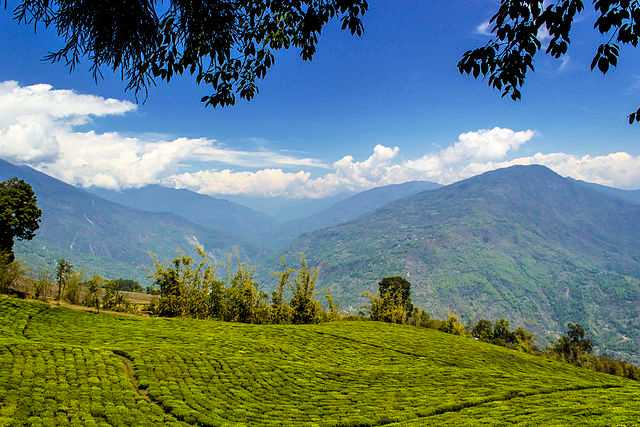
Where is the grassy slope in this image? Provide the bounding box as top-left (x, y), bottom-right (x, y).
top-left (1, 297), bottom-right (639, 426)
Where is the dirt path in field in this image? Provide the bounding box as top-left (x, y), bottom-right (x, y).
top-left (386, 384), bottom-right (623, 426)
top-left (21, 306), bottom-right (48, 339)
top-left (111, 349), bottom-right (196, 426)
top-left (312, 330), bottom-right (432, 359)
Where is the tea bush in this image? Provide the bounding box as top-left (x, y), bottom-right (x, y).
top-left (1, 296), bottom-right (639, 426)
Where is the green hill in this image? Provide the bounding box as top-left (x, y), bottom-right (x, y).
top-left (0, 296), bottom-right (638, 426)
top-left (273, 181), bottom-right (441, 247)
top-left (287, 165), bottom-right (640, 363)
top-left (0, 159), bottom-right (252, 283)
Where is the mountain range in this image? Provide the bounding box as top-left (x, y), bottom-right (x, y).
top-left (287, 165), bottom-right (640, 362)
top-left (91, 185), bottom-right (276, 244)
top-left (274, 181), bottom-right (441, 246)
top-left (2, 158), bottom-right (640, 362)
top-left (0, 159), bottom-right (249, 283)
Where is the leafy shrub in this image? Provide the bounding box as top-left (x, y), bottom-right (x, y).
top-left (368, 276), bottom-right (413, 324)
top-left (439, 313), bottom-right (466, 336)
top-left (64, 272), bottom-right (83, 305)
top-left (102, 281), bottom-right (130, 312)
top-left (471, 318), bottom-right (536, 353)
top-left (83, 275), bottom-right (103, 312)
top-left (547, 323), bottom-right (639, 380)
top-left (0, 254), bottom-right (25, 294)
top-left (152, 251), bottom-right (324, 325)
top-left (109, 278), bottom-right (143, 292)
top-left (33, 271), bottom-right (53, 300)
top-left (290, 257), bottom-right (322, 324)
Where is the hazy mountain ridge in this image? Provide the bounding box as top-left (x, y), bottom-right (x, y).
top-left (286, 165), bottom-right (640, 362)
top-left (91, 185), bottom-right (276, 244)
top-left (572, 179), bottom-right (640, 205)
top-left (3, 158), bottom-right (640, 361)
top-left (275, 181), bottom-right (442, 244)
top-left (0, 159), bottom-right (251, 282)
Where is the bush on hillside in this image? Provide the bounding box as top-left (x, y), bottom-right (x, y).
top-left (471, 318), bottom-right (537, 353)
top-left (548, 323), bottom-right (640, 380)
top-left (152, 249), bottom-right (326, 325)
top-left (368, 276), bottom-right (413, 324)
top-left (33, 271), bottom-right (53, 300)
top-left (439, 313), bottom-right (466, 335)
top-left (0, 253), bottom-right (26, 295)
top-left (109, 278), bottom-right (143, 292)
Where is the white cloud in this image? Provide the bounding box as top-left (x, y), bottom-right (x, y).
top-left (404, 128), bottom-right (535, 184)
top-left (167, 169), bottom-right (313, 198)
top-left (486, 152), bottom-right (640, 189)
top-left (537, 27), bottom-right (552, 48)
top-left (558, 56), bottom-right (571, 71)
top-left (169, 129), bottom-right (536, 198)
top-left (0, 81), bottom-right (324, 189)
top-left (476, 21), bottom-right (492, 36)
top-left (2, 81), bottom-right (639, 198)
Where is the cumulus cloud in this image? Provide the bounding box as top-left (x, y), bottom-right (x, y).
top-left (476, 20), bottom-right (492, 36)
top-left (168, 144), bottom-right (407, 198)
top-left (0, 81), bottom-right (324, 189)
top-left (167, 169), bottom-right (313, 198)
top-left (2, 80), bottom-right (639, 198)
top-left (168, 128), bottom-right (640, 197)
top-left (169, 129), bottom-right (536, 198)
top-left (486, 152), bottom-right (640, 189)
top-left (0, 81), bottom-right (135, 164)
top-left (403, 128), bottom-right (535, 184)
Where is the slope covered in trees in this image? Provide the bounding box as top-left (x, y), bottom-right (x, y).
top-left (92, 185), bottom-right (276, 245)
top-left (287, 165), bottom-right (640, 362)
top-left (1, 296), bottom-right (638, 425)
top-left (0, 159), bottom-right (252, 282)
top-left (273, 181), bottom-right (441, 246)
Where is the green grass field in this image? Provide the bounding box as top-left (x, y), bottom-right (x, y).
top-left (1, 296), bottom-right (639, 426)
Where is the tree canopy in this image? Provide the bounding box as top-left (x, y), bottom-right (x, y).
top-left (6, 1), bottom-right (639, 122)
top-left (458, 0), bottom-right (640, 123)
top-left (8, 0), bottom-right (367, 107)
top-left (0, 178), bottom-right (41, 263)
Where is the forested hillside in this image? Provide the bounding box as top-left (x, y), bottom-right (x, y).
top-left (92, 185), bottom-right (275, 244)
top-left (0, 160), bottom-right (251, 282)
top-left (287, 165), bottom-right (640, 362)
top-left (274, 181), bottom-right (441, 246)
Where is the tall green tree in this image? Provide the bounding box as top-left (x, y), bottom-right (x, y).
top-left (55, 259), bottom-right (73, 303)
top-left (0, 178), bottom-right (41, 263)
top-left (552, 322), bottom-right (593, 363)
top-left (225, 264), bottom-right (263, 323)
top-left (153, 247), bottom-right (218, 318)
top-left (84, 275), bottom-right (103, 313)
top-left (271, 261), bottom-right (293, 324)
top-left (378, 277), bottom-right (413, 314)
top-left (290, 257), bottom-right (322, 324)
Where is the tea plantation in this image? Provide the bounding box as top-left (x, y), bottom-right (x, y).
top-left (1, 296), bottom-right (639, 426)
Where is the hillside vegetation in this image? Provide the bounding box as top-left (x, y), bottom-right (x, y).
top-left (288, 165), bottom-right (640, 362)
top-left (91, 185), bottom-right (275, 245)
top-left (273, 181), bottom-right (441, 246)
top-left (1, 296), bottom-right (639, 426)
top-left (0, 160), bottom-right (253, 283)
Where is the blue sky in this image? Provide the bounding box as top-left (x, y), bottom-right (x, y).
top-left (1, 0), bottom-right (639, 197)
